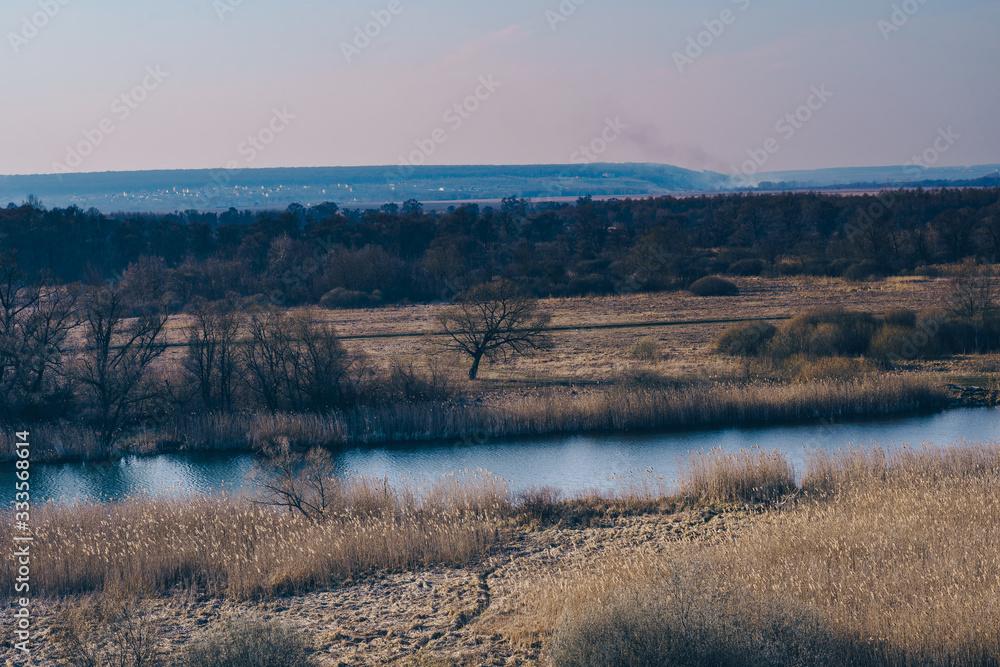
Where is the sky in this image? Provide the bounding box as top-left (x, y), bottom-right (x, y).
top-left (1, 0), bottom-right (998, 177)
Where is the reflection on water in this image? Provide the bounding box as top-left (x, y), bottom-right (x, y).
top-left (4, 407), bottom-right (998, 505)
top-left (8, 452), bottom-right (259, 504)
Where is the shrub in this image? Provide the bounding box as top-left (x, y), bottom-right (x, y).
top-left (826, 258), bottom-right (854, 277)
top-left (727, 258), bottom-right (765, 276)
top-left (688, 276), bottom-right (739, 297)
top-left (626, 336), bottom-right (662, 362)
top-left (786, 356), bottom-right (878, 382)
top-left (319, 288), bottom-right (381, 309)
top-left (914, 265), bottom-right (941, 277)
top-left (843, 260), bottom-right (882, 282)
top-left (868, 326), bottom-right (920, 365)
top-left (714, 322), bottom-right (777, 356)
top-left (881, 308), bottom-right (917, 328)
top-left (767, 309), bottom-right (878, 359)
top-left (383, 358), bottom-right (455, 403)
top-left (777, 259), bottom-right (805, 275)
top-left (568, 273), bottom-right (614, 296)
top-left (181, 616), bottom-right (318, 667)
top-left (55, 592), bottom-right (163, 667)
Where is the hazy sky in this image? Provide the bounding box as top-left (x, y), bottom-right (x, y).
top-left (2, 0), bottom-right (998, 176)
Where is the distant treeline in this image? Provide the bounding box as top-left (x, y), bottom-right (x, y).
top-left (2, 188), bottom-right (999, 307)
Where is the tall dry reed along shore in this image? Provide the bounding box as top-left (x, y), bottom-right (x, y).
top-left (13, 373), bottom-right (948, 461)
top-left (3, 441), bottom-right (999, 665)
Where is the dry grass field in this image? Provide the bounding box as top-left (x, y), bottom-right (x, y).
top-left (157, 275), bottom-right (955, 385)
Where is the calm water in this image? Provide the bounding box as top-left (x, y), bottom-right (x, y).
top-left (5, 407), bottom-right (999, 505)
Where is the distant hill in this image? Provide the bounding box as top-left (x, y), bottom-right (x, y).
top-left (1, 162), bottom-right (998, 212)
top-left (752, 164), bottom-right (1000, 189)
top-left (0, 164), bottom-right (723, 213)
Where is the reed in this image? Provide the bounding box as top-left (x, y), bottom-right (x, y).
top-left (162, 373), bottom-right (945, 451)
top-left (0, 471), bottom-right (511, 600)
top-left (532, 441), bottom-right (1000, 666)
top-left (677, 446), bottom-right (795, 504)
top-left (2, 373), bottom-right (946, 461)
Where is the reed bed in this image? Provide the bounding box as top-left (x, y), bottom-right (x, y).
top-left (0, 471), bottom-right (511, 600)
top-left (802, 439), bottom-right (1000, 494)
top-left (536, 441), bottom-right (1000, 666)
top-left (161, 374), bottom-right (944, 453)
top-left (677, 446), bottom-right (796, 504)
top-left (1, 374), bottom-right (945, 461)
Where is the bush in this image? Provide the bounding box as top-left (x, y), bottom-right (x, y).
top-left (569, 273), bottom-right (614, 296)
top-left (868, 326), bottom-right (919, 365)
top-left (777, 260), bottom-right (805, 275)
top-left (881, 308), bottom-right (917, 328)
top-left (768, 309), bottom-right (878, 359)
top-left (55, 593), bottom-right (162, 667)
top-left (383, 358), bottom-right (455, 402)
top-left (689, 276), bottom-right (739, 297)
top-left (843, 260), bottom-right (882, 282)
top-left (826, 258), bottom-right (854, 277)
top-left (626, 336), bottom-right (662, 362)
top-left (319, 287), bottom-right (381, 309)
top-left (714, 322), bottom-right (777, 356)
top-left (785, 355), bottom-right (878, 382)
top-left (727, 258), bottom-right (765, 276)
top-left (181, 616), bottom-right (318, 667)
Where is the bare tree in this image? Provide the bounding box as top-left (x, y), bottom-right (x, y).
top-left (55, 591), bottom-right (162, 667)
top-left (437, 279), bottom-right (551, 380)
top-left (252, 439), bottom-right (339, 521)
top-left (184, 298), bottom-right (243, 411)
top-left (242, 308), bottom-right (359, 412)
top-left (77, 280), bottom-right (167, 448)
top-left (0, 253), bottom-right (79, 417)
top-left (0, 252), bottom-right (40, 413)
top-left (946, 260), bottom-right (999, 321)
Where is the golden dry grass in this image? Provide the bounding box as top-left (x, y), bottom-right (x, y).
top-left (503, 441), bottom-right (1000, 666)
top-left (154, 373), bottom-right (945, 452)
top-left (7, 442), bottom-right (1000, 664)
top-left (153, 274), bottom-right (951, 385)
top-left (0, 472), bottom-right (511, 601)
top-left (677, 446), bottom-right (795, 504)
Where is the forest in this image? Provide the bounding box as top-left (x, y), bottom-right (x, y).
top-left (2, 188), bottom-right (998, 310)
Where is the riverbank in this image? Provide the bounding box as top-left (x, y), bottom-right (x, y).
top-left (3, 373), bottom-right (955, 463)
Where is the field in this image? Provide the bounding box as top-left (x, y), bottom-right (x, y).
top-left (160, 274), bottom-right (956, 383)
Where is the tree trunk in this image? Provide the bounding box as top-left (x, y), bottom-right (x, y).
top-left (469, 352), bottom-right (483, 380)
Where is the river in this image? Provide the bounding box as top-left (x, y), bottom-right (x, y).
top-left (4, 407), bottom-right (998, 505)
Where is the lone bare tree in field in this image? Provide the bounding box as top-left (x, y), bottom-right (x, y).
top-left (437, 279), bottom-right (551, 380)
